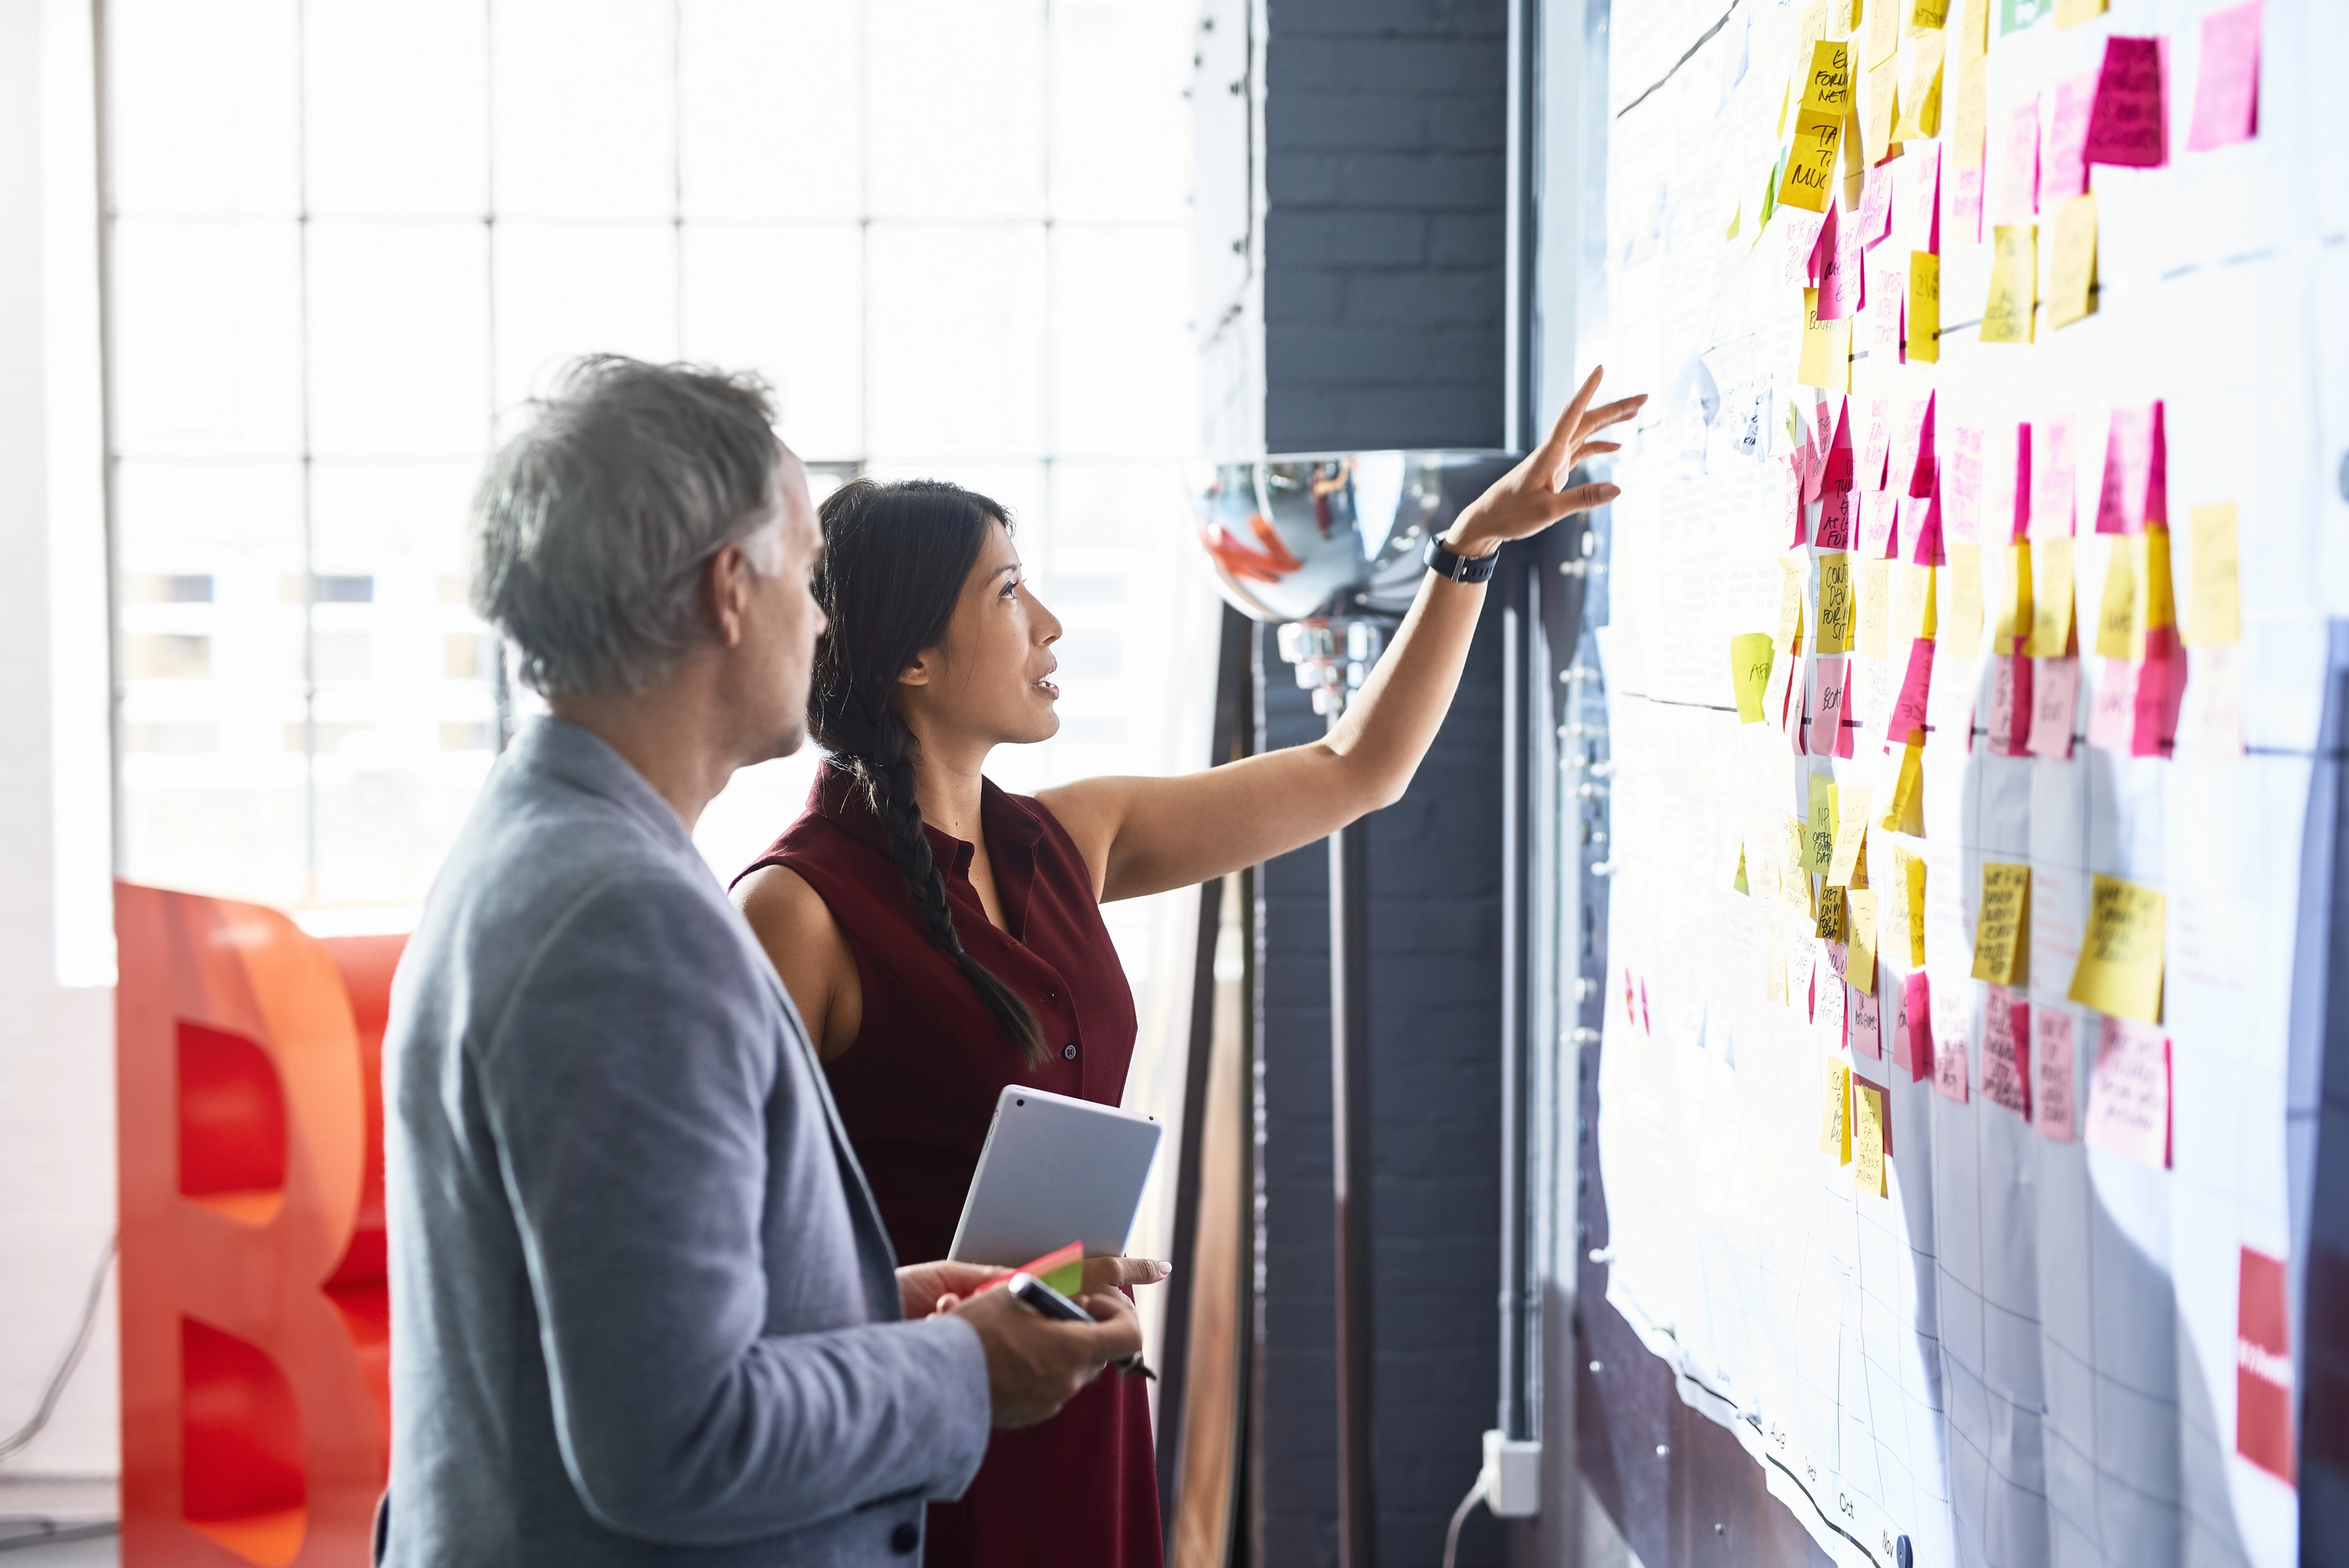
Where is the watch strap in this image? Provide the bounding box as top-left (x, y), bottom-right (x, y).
top-left (1423, 535), bottom-right (1500, 584)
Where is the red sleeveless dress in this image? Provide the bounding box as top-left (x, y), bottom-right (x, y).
top-left (737, 763), bottom-right (1162, 1568)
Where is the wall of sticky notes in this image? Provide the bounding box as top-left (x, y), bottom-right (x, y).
top-left (1572, 0), bottom-right (2345, 1563)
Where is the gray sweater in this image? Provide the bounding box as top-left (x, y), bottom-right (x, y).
top-left (383, 717), bottom-right (989, 1565)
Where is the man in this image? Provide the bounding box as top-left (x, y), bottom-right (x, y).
top-left (383, 357), bottom-right (1139, 1565)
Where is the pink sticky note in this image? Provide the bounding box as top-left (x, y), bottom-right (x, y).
top-left (2030, 415), bottom-right (2078, 538)
top-left (1765, 651), bottom-right (1798, 729)
top-left (1820, 208), bottom-right (1866, 320)
top-left (1857, 164), bottom-right (1896, 248)
top-left (1815, 488), bottom-right (1852, 550)
top-left (1885, 636), bottom-right (1935, 752)
top-left (1987, 423), bottom-right (2033, 544)
top-left (1799, 437), bottom-right (1825, 506)
top-left (1945, 425), bottom-right (1985, 546)
top-left (1987, 654), bottom-right (2034, 756)
top-left (1823, 397), bottom-right (1856, 492)
top-left (2095, 401), bottom-right (2166, 534)
top-left (1934, 1024), bottom-right (1970, 1102)
top-left (1810, 656), bottom-right (1851, 758)
top-left (2187, 1), bottom-right (2261, 153)
top-left (1902, 971), bottom-right (1934, 1085)
top-left (1819, 942), bottom-right (1849, 1048)
top-left (1997, 98), bottom-right (2042, 223)
top-left (2032, 1009), bottom-right (2076, 1141)
top-left (2028, 657), bottom-right (2081, 758)
top-left (1783, 209), bottom-right (1831, 288)
top-left (2132, 632), bottom-right (2184, 758)
top-left (1790, 679), bottom-right (1812, 756)
top-left (2085, 656), bottom-right (2138, 753)
top-left (1867, 263), bottom-right (1907, 366)
top-left (1906, 489), bottom-right (1944, 566)
top-left (1859, 491), bottom-right (1898, 559)
top-left (1859, 399), bottom-right (1893, 492)
top-left (1888, 399), bottom-right (1928, 502)
top-left (2085, 1016), bottom-right (2170, 1168)
top-left (2086, 36), bottom-right (2169, 169)
top-left (1784, 461), bottom-right (1809, 548)
top-left (1851, 977), bottom-right (1883, 1060)
top-left (1909, 142), bottom-right (1942, 256)
top-left (2237, 1245), bottom-right (2295, 1484)
top-left (1952, 165), bottom-right (1985, 246)
top-left (2044, 71), bottom-right (2098, 205)
top-left (1981, 986), bottom-right (2032, 1121)
top-left (2180, 643), bottom-right (2247, 758)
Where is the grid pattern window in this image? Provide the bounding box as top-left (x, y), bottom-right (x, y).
top-left (104, 0), bottom-right (1201, 919)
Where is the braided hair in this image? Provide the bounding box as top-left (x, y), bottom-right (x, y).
top-left (808, 478), bottom-right (1049, 1066)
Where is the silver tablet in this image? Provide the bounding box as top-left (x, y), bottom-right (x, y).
top-left (946, 1085), bottom-right (1163, 1267)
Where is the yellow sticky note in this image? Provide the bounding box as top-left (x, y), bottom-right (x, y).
top-left (1776, 76), bottom-right (1792, 141)
top-left (1943, 544), bottom-right (1983, 656)
top-left (1808, 774), bottom-right (1840, 874)
top-left (1801, 37), bottom-right (1853, 110)
top-left (1799, 289), bottom-right (1854, 391)
top-left (2048, 193), bottom-right (2098, 330)
top-left (2137, 527), bottom-right (2176, 643)
top-left (1821, 1060), bottom-right (1853, 1164)
top-left (1908, 0), bottom-right (1950, 26)
top-left (1781, 86), bottom-right (1850, 211)
top-left (1828, 788), bottom-right (1873, 887)
top-left (1864, 58), bottom-right (1902, 164)
top-left (2027, 537), bottom-right (2076, 658)
top-left (1894, 31), bottom-right (1945, 140)
top-left (2069, 873), bottom-right (2166, 1024)
top-left (1817, 553), bottom-right (1856, 654)
top-left (1996, 540), bottom-right (2034, 655)
top-left (1982, 225), bottom-right (2038, 345)
top-left (1971, 861), bottom-right (2030, 986)
top-left (1727, 200), bottom-right (1743, 240)
top-left (1782, 815), bottom-right (1819, 921)
top-left (1852, 1080), bottom-right (1887, 1196)
top-left (1776, 557), bottom-right (1805, 649)
top-left (1956, 0), bottom-right (1991, 60)
top-left (1735, 845), bottom-right (1751, 895)
top-left (1951, 55), bottom-right (1989, 171)
top-left (1904, 852), bottom-right (1927, 965)
top-left (1908, 251), bottom-right (1941, 363)
top-left (1893, 564), bottom-right (1938, 641)
top-left (2187, 503), bottom-right (2240, 646)
top-left (1732, 632), bottom-right (1777, 721)
top-left (2096, 536), bottom-right (2138, 659)
top-left (1819, 883), bottom-right (1849, 943)
top-left (2055, 0), bottom-right (2106, 26)
top-left (1880, 737), bottom-right (1925, 836)
top-left (1858, 557), bottom-right (1893, 659)
top-left (1864, 0), bottom-right (1901, 64)
top-left (1883, 847), bottom-right (1924, 966)
top-left (1847, 888), bottom-right (1878, 992)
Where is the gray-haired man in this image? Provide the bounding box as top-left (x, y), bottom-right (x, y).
top-left (382, 357), bottom-right (1138, 1565)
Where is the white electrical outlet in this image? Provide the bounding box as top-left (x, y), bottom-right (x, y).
top-left (1481, 1429), bottom-right (1543, 1518)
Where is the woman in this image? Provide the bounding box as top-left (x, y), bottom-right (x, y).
top-left (733, 369), bottom-right (1643, 1566)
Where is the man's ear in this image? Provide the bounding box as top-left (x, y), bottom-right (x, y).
top-left (706, 542), bottom-right (755, 649)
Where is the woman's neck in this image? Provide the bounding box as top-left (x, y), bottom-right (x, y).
top-left (908, 736), bottom-right (992, 844)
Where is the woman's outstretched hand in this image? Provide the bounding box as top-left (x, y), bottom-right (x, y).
top-left (1445, 367), bottom-right (1645, 556)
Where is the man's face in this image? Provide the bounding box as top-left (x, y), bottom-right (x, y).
top-left (735, 446), bottom-right (826, 761)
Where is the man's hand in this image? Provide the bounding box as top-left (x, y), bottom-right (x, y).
top-left (1445, 366), bottom-right (1646, 557)
top-left (896, 1260), bottom-right (1006, 1321)
top-left (945, 1281), bottom-right (1147, 1429)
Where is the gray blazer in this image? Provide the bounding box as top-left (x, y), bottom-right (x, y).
top-left (383, 717), bottom-right (989, 1565)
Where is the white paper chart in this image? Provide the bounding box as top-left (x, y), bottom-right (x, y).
top-left (1584, 2), bottom-right (2346, 1564)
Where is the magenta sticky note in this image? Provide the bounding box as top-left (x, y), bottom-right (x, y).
top-left (1816, 488), bottom-right (1852, 550)
top-left (2028, 656), bottom-right (2081, 758)
top-left (2044, 70), bottom-right (2097, 205)
top-left (1909, 142), bottom-right (1942, 255)
top-left (1885, 636), bottom-right (1935, 753)
top-left (2085, 656), bottom-right (2137, 753)
top-left (1798, 436), bottom-right (1824, 505)
top-left (2085, 1017), bottom-right (2170, 1169)
top-left (1823, 396), bottom-right (1856, 492)
top-left (1903, 491), bottom-right (1943, 566)
top-left (2095, 400), bottom-right (2166, 534)
top-left (1860, 398), bottom-right (1893, 492)
top-left (2032, 1009), bottom-right (2076, 1141)
top-left (1859, 491), bottom-right (1898, 560)
top-left (1902, 971), bottom-right (1934, 1086)
top-left (1945, 425), bottom-right (1984, 546)
top-left (1888, 395), bottom-right (1935, 500)
top-left (1981, 986), bottom-right (2032, 1122)
top-left (1987, 423), bottom-right (2032, 544)
top-left (1816, 201), bottom-right (1860, 320)
top-left (1997, 98), bottom-right (2041, 224)
top-left (1987, 654), bottom-right (2034, 756)
top-left (1851, 982), bottom-right (1883, 1060)
top-left (2186, 1), bottom-right (2261, 153)
top-left (1810, 657), bottom-right (1851, 758)
top-left (1857, 164), bottom-right (1896, 249)
top-left (2086, 36), bottom-right (2169, 169)
top-left (2029, 414), bottom-right (2077, 538)
top-left (1782, 209), bottom-right (1830, 288)
top-left (2132, 630), bottom-right (2183, 758)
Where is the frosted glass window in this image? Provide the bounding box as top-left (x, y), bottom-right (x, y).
top-left (1050, 225), bottom-right (1197, 459)
top-left (1050, 3), bottom-right (1192, 224)
top-left (681, 225), bottom-right (864, 461)
top-left (867, 225), bottom-right (1048, 460)
top-left (309, 462), bottom-right (482, 575)
top-left (866, 0), bottom-right (1047, 221)
top-left (305, 0), bottom-right (489, 217)
top-left (492, 0), bottom-right (676, 221)
top-left (111, 221), bottom-right (305, 457)
top-left (307, 222), bottom-right (492, 459)
top-left (115, 461), bottom-right (304, 568)
top-left (107, 0), bottom-right (300, 217)
top-left (680, 0), bottom-right (862, 221)
top-left (493, 223), bottom-right (680, 412)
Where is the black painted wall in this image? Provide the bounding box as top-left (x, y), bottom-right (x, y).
top-left (1253, 616), bottom-right (1508, 1568)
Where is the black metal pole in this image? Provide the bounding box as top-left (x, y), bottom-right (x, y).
top-left (1499, 550), bottom-right (1536, 1445)
top-left (1330, 742), bottom-right (1378, 1568)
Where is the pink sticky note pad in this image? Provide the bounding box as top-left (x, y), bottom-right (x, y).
top-left (2187, 1), bottom-right (2261, 153)
top-left (1886, 636), bottom-right (1935, 753)
top-left (2044, 71), bottom-right (2097, 206)
top-left (1997, 98), bottom-right (2042, 224)
top-left (2028, 657), bottom-right (2081, 758)
top-left (2086, 36), bottom-right (2169, 169)
top-left (1981, 986), bottom-right (2032, 1120)
top-left (2096, 401), bottom-right (2166, 535)
top-left (2085, 1017), bottom-right (2170, 1168)
top-left (1945, 425), bottom-right (1984, 546)
top-left (1857, 164), bottom-right (1896, 249)
top-left (1809, 657), bottom-right (1851, 758)
top-left (1901, 971), bottom-right (1934, 1085)
top-left (2030, 415), bottom-right (2077, 538)
top-left (2032, 1009), bottom-right (2076, 1141)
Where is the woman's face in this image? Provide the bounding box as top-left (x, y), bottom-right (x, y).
top-left (896, 516), bottom-right (1064, 751)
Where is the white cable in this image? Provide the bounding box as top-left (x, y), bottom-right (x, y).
top-left (0, 1231), bottom-right (117, 1463)
top-left (1440, 1472), bottom-right (1490, 1568)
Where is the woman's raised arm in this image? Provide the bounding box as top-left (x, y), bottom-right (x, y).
top-left (1039, 368), bottom-right (1644, 904)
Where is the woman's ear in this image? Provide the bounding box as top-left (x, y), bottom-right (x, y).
top-left (897, 649), bottom-right (934, 689)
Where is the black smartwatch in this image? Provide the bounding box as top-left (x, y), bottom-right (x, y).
top-left (1424, 534), bottom-right (1500, 584)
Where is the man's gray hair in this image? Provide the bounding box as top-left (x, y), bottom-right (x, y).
top-left (471, 356), bottom-right (784, 696)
